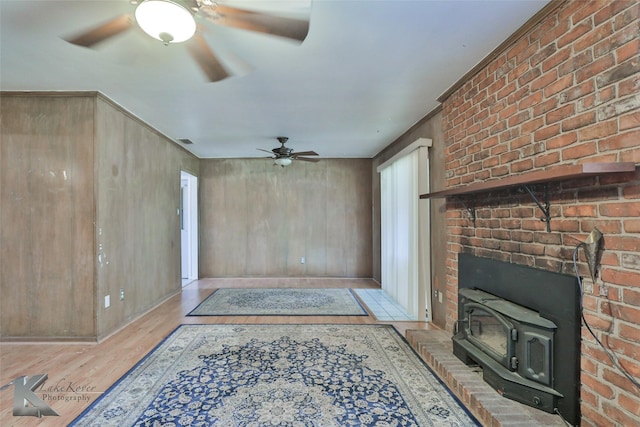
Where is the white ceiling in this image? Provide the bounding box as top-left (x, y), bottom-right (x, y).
top-left (0, 0), bottom-right (550, 159)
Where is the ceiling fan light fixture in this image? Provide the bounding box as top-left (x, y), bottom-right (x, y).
top-left (274, 157), bottom-right (293, 167)
top-left (135, 0), bottom-right (196, 44)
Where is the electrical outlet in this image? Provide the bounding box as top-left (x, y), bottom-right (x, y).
top-left (104, 295), bottom-right (110, 308)
top-left (300, 256), bottom-right (305, 264)
top-left (120, 288), bottom-right (125, 301)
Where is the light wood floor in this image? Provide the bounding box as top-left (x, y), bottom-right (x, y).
top-left (0, 278), bottom-right (433, 426)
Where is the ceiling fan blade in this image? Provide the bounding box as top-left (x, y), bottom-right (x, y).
top-left (206, 5), bottom-right (309, 42)
top-left (295, 157), bottom-right (320, 163)
top-left (65, 15), bottom-right (133, 47)
top-left (257, 148), bottom-right (274, 154)
top-left (291, 151), bottom-right (318, 157)
top-left (186, 33), bottom-right (231, 82)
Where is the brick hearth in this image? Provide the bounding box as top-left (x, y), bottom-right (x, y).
top-left (406, 328), bottom-right (567, 427)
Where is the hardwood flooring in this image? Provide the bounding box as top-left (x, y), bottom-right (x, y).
top-left (0, 278), bottom-right (432, 426)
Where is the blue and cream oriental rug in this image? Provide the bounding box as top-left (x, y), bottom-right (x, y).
top-left (188, 288), bottom-right (368, 316)
top-left (70, 324), bottom-right (479, 426)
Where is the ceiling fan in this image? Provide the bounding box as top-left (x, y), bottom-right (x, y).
top-left (64, 0), bottom-right (310, 82)
top-left (258, 137), bottom-right (319, 167)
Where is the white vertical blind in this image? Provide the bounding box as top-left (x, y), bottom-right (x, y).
top-left (380, 149), bottom-right (420, 317)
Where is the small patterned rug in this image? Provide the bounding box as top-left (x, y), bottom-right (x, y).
top-left (70, 324), bottom-right (479, 426)
top-left (188, 288), bottom-right (368, 316)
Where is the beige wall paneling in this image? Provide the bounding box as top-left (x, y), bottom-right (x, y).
top-left (1, 94), bottom-right (96, 339)
top-left (199, 158), bottom-right (372, 277)
top-left (334, 159), bottom-right (372, 277)
top-left (1, 93), bottom-right (199, 340)
top-left (94, 96), bottom-right (199, 339)
top-left (302, 160), bottom-right (329, 276)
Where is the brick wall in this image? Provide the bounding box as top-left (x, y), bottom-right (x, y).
top-left (440, 1), bottom-right (639, 426)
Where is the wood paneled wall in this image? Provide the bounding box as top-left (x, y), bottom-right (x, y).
top-left (94, 97), bottom-right (199, 338)
top-left (1, 95), bottom-right (96, 338)
top-left (0, 92), bottom-right (199, 340)
top-left (199, 158), bottom-right (372, 277)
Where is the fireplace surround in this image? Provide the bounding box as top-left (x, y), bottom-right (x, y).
top-left (453, 253), bottom-right (581, 426)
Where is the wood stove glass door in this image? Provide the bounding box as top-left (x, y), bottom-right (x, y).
top-left (465, 303), bottom-right (515, 369)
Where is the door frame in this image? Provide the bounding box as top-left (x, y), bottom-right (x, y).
top-left (180, 170), bottom-right (198, 285)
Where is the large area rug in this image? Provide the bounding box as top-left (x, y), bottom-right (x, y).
top-left (188, 288), bottom-right (368, 316)
top-left (70, 324), bottom-right (479, 426)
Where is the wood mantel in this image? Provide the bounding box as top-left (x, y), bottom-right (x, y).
top-left (420, 162), bottom-right (636, 199)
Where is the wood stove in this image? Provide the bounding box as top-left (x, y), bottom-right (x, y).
top-left (453, 253), bottom-right (581, 426)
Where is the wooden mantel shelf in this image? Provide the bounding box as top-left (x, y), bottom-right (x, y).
top-left (420, 162), bottom-right (636, 199)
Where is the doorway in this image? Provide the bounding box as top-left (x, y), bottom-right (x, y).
top-left (377, 138), bottom-right (432, 322)
top-left (180, 171), bottom-right (198, 286)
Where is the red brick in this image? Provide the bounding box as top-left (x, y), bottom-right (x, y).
top-left (585, 219), bottom-right (622, 234)
top-left (618, 393), bottom-right (640, 419)
top-left (621, 147), bottom-right (640, 163)
top-left (490, 165), bottom-right (509, 177)
top-left (522, 218), bottom-right (547, 231)
top-left (616, 37), bottom-right (640, 62)
top-left (534, 151), bottom-right (560, 168)
top-left (560, 79), bottom-right (596, 103)
top-left (581, 388), bottom-right (599, 411)
top-left (613, 1), bottom-right (640, 30)
top-left (596, 56), bottom-right (640, 89)
top-left (571, 0), bottom-right (606, 26)
top-left (594, 0), bottom-right (631, 26)
top-left (517, 67), bottom-right (542, 87)
top-left (601, 268), bottom-right (640, 287)
top-left (558, 20), bottom-right (594, 48)
top-left (599, 129), bottom-right (640, 151)
top-left (585, 310), bottom-right (615, 330)
top-left (533, 98), bottom-right (559, 117)
top-left (580, 23), bottom-right (615, 53)
top-left (603, 366), bottom-right (640, 395)
top-left (600, 201), bottom-right (640, 217)
top-left (607, 301), bottom-right (640, 324)
top-left (530, 44), bottom-right (557, 68)
top-left (509, 135), bottom-right (531, 150)
top-left (582, 326), bottom-right (607, 349)
top-left (597, 85), bottom-right (617, 105)
top-left (543, 74), bottom-right (575, 98)
top-left (602, 401), bottom-right (640, 427)
top-left (541, 45), bottom-right (573, 73)
top-left (619, 323), bottom-right (640, 344)
top-left (624, 219), bottom-right (640, 233)
top-left (605, 335), bottom-right (640, 360)
top-left (581, 370), bottom-right (615, 400)
top-left (563, 204), bottom-right (597, 217)
top-left (558, 49), bottom-right (594, 76)
top-left (562, 111), bottom-right (596, 132)
top-left (521, 117), bottom-right (545, 134)
top-left (498, 103), bottom-right (518, 120)
top-left (507, 110), bottom-right (531, 127)
top-left (500, 150), bottom-right (519, 164)
top-left (619, 74), bottom-right (640, 97)
top-left (542, 11), bottom-right (571, 47)
top-left (581, 405), bottom-right (615, 427)
top-left (562, 141), bottom-right (597, 160)
top-left (576, 54), bottom-right (616, 83)
top-left (546, 132), bottom-right (578, 149)
top-left (546, 104), bottom-right (576, 124)
top-left (578, 120), bottom-right (619, 141)
top-left (533, 124), bottom-right (560, 141)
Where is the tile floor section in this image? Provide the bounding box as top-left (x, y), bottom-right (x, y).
top-left (354, 289), bottom-right (418, 321)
